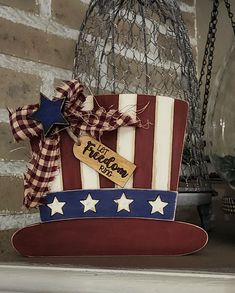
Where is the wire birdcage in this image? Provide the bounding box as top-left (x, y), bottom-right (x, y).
top-left (73, 0), bottom-right (211, 193)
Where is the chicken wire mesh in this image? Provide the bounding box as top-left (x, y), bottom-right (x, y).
top-left (73, 0), bottom-right (211, 192)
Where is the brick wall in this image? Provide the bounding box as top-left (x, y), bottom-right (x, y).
top-left (0, 0), bottom-right (197, 260)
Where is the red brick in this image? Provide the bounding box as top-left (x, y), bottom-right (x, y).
top-left (0, 177), bottom-right (24, 212)
top-left (0, 0), bottom-right (39, 13)
top-left (0, 67), bottom-right (41, 108)
top-left (182, 11), bottom-right (196, 39)
top-left (51, 0), bottom-right (88, 30)
top-left (0, 18), bottom-right (76, 70)
top-left (0, 123), bottom-right (30, 161)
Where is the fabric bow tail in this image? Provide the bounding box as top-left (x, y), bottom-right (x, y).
top-left (8, 80), bottom-right (85, 208)
top-left (9, 79), bottom-right (145, 208)
top-left (9, 106), bottom-right (61, 208)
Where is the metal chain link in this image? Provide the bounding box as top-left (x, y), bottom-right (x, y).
top-left (200, 0), bottom-right (235, 136)
top-left (199, 0), bottom-right (219, 137)
top-left (224, 0), bottom-right (235, 35)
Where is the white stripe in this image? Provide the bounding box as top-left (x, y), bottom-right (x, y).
top-left (80, 95), bottom-right (100, 189)
top-left (117, 94), bottom-right (137, 188)
top-left (50, 96), bottom-right (100, 190)
top-left (152, 96), bottom-right (174, 190)
top-left (50, 159), bottom-right (63, 192)
top-left (80, 163), bottom-right (100, 189)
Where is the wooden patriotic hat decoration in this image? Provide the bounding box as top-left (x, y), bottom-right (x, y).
top-left (9, 80), bottom-right (208, 256)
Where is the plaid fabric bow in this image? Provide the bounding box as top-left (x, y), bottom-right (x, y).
top-left (9, 80), bottom-right (142, 208)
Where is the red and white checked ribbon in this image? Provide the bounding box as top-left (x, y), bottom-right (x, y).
top-left (9, 80), bottom-right (142, 208)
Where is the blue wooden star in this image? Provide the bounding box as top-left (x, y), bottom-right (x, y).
top-left (29, 93), bottom-right (69, 136)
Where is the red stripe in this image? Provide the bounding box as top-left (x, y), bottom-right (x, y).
top-left (30, 137), bottom-right (40, 153)
top-left (133, 95), bottom-right (156, 188)
top-left (170, 100), bottom-right (188, 190)
top-left (94, 95), bottom-right (119, 188)
top-left (60, 130), bottom-right (82, 190)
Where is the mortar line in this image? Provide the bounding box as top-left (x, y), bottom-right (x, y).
top-left (0, 109), bottom-right (9, 123)
top-left (0, 53), bottom-right (72, 80)
top-left (37, 0), bottom-right (52, 19)
top-left (0, 160), bottom-right (26, 177)
top-left (178, 1), bottom-right (195, 13)
top-left (0, 213), bottom-right (40, 230)
top-left (0, 5), bottom-right (78, 40)
top-left (0, 5), bottom-right (197, 52)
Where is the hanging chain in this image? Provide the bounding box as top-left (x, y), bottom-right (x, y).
top-left (199, 0), bottom-right (219, 137)
top-left (224, 0), bottom-right (235, 35)
top-left (199, 0), bottom-right (235, 137)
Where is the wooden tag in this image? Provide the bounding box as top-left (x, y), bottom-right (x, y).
top-left (73, 136), bottom-right (136, 187)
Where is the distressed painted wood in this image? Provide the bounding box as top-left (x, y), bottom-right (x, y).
top-left (12, 219), bottom-right (208, 256)
top-left (56, 95), bottom-right (188, 191)
top-left (39, 189), bottom-right (177, 222)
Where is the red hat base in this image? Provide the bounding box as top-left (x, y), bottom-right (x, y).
top-left (12, 218), bottom-right (208, 257)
